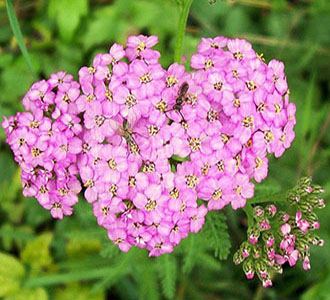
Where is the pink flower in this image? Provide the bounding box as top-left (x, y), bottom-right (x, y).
top-left (48, 71), bottom-right (74, 91)
top-left (295, 211), bottom-right (310, 233)
top-left (197, 36), bottom-right (228, 55)
top-left (108, 228), bottom-right (131, 252)
top-left (227, 38), bottom-right (256, 61)
top-left (230, 173), bottom-right (254, 210)
top-left (126, 35), bottom-right (160, 63)
top-left (186, 205), bottom-right (208, 233)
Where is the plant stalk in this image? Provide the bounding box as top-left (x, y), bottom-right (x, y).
top-left (174, 0), bottom-right (193, 63)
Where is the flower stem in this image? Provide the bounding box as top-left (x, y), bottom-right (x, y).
top-left (243, 192), bottom-right (287, 227)
top-left (248, 192), bottom-right (287, 205)
top-left (174, 0), bottom-right (193, 63)
top-left (243, 203), bottom-right (254, 227)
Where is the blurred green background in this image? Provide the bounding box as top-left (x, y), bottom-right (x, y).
top-left (0, 0), bottom-right (329, 299)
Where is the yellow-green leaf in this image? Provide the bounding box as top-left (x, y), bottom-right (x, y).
top-left (0, 252), bottom-right (25, 297)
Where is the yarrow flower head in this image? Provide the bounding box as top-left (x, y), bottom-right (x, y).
top-left (2, 35), bottom-right (297, 257)
top-left (2, 71), bottom-right (83, 219)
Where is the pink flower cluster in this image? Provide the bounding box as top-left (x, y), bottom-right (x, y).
top-left (2, 35), bottom-right (296, 256)
top-left (234, 177), bottom-right (325, 287)
top-left (2, 72), bottom-right (83, 219)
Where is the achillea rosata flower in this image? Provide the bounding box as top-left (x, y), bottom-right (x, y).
top-left (2, 71), bottom-right (83, 219)
top-left (2, 34), bottom-right (298, 257)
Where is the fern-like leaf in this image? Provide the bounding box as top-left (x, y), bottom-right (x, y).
top-left (133, 252), bottom-right (160, 300)
top-left (157, 254), bottom-right (177, 299)
top-left (182, 234), bottom-right (198, 274)
top-left (203, 211), bottom-right (231, 260)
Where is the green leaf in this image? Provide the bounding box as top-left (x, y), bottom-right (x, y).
top-left (89, 254), bottom-right (131, 295)
top-left (80, 6), bottom-right (125, 50)
top-left (157, 254), bottom-right (177, 299)
top-left (55, 282), bottom-right (104, 300)
top-left (23, 267), bottom-right (115, 288)
top-left (5, 0), bottom-right (37, 79)
top-left (0, 252), bottom-right (25, 297)
top-left (301, 273), bottom-right (330, 300)
top-left (100, 241), bottom-right (120, 259)
top-left (0, 55), bottom-right (38, 107)
top-left (48, 0), bottom-right (88, 42)
top-left (253, 181), bottom-right (281, 197)
top-left (203, 211), bottom-right (231, 260)
top-left (133, 256), bottom-right (160, 300)
top-left (21, 232), bottom-right (53, 275)
top-left (182, 234), bottom-right (197, 274)
top-left (171, 154), bottom-right (190, 162)
top-left (5, 287), bottom-right (48, 300)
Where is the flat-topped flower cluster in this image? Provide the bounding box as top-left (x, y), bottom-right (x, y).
top-left (2, 35), bottom-right (296, 256)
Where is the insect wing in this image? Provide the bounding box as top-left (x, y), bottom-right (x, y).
top-left (178, 82), bottom-right (189, 98)
top-left (109, 119), bottom-right (123, 136)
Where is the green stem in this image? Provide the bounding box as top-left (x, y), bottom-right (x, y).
top-left (248, 192), bottom-right (287, 205)
top-left (243, 203), bottom-right (254, 227)
top-left (23, 267), bottom-right (114, 288)
top-left (174, 0), bottom-right (193, 63)
top-left (243, 192), bottom-right (287, 227)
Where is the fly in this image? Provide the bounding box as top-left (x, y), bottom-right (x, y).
top-left (165, 82), bottom-right (189, 122)
top-left (115, 118), bottom-right (140, 155)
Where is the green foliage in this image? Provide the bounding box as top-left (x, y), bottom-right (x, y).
top-left (48, 0), bottom-right (88, 42)
top-left (55, 283), bottom-right (104, 300)
top-left (0, 252), bottom-right (25, 297)
top-left (157, 254), bottom-right (177, 299)
top-left (6, 288), bottom-right (48, 300)
top-left (21, 233), bottom-right (54, 275)
top-left (202, 211), bottom-right (231, 260)
top-left (5, 0), bottom-right (36, 78)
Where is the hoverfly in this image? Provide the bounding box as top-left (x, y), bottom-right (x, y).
top-left (165, 82), bottom-right (189, 123)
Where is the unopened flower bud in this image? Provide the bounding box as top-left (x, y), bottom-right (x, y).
top-left (310, 185), bottom-right (325, 194)
top-left (312, 221), bottom-right (320, 230)
top-left (298, 176), bottom-right (312, 188)
top-left (248, 226), bottom-right (260, 244)
top-left (272, 263), bottom-right (283, 274)
top-left (308, 234), bottom-right (324, 246)
top-left (317, 198), bottom-right (325, 209)
top-left (253, 206), bottom-right (264, 219)
top-left (305, 212), bottom-right (318, 224)
top-left (240, 241), bottom-right (251, 259)
top-left (287, 191), bottom-right (299, 203)
top-left (263, 232), bottom-right (275, 248)
top-left (277, 211), bottom-right (290, 223)
top-left (265, 204), bottom-right (277, 218)
top-left (255, 260), bottom-right (268, 279)
top-left (267, 248), bottom-right (275, 261)
top-left (259, 219), bottom-right (271, 231)
top-left (253, 245), bottom-right (262, 259)
top-left (233, 250), bottom-right (243, 265)
top-left (306, 186), bottom-right (313, 194)
top-left (242, 258), bottom-right (255, 279)
top-left (303, 256), bottom-right (311, 270)
top-left (262, 278), bottom-right (273, 288)
top-left (299, 202), bottom-right (313, 213)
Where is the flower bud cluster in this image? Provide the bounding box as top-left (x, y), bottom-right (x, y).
top-left (234, 177), bottom-right (325, 287)
top-left (3, 35), bottom-right (297, 256)
top-left (2, 73), bottom-right (83, 219)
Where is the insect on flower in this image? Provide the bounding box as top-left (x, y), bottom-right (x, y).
top-left (165, 82), bottom-right (189, 123)
top-left (111, 118), bottom-right (140, 155)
